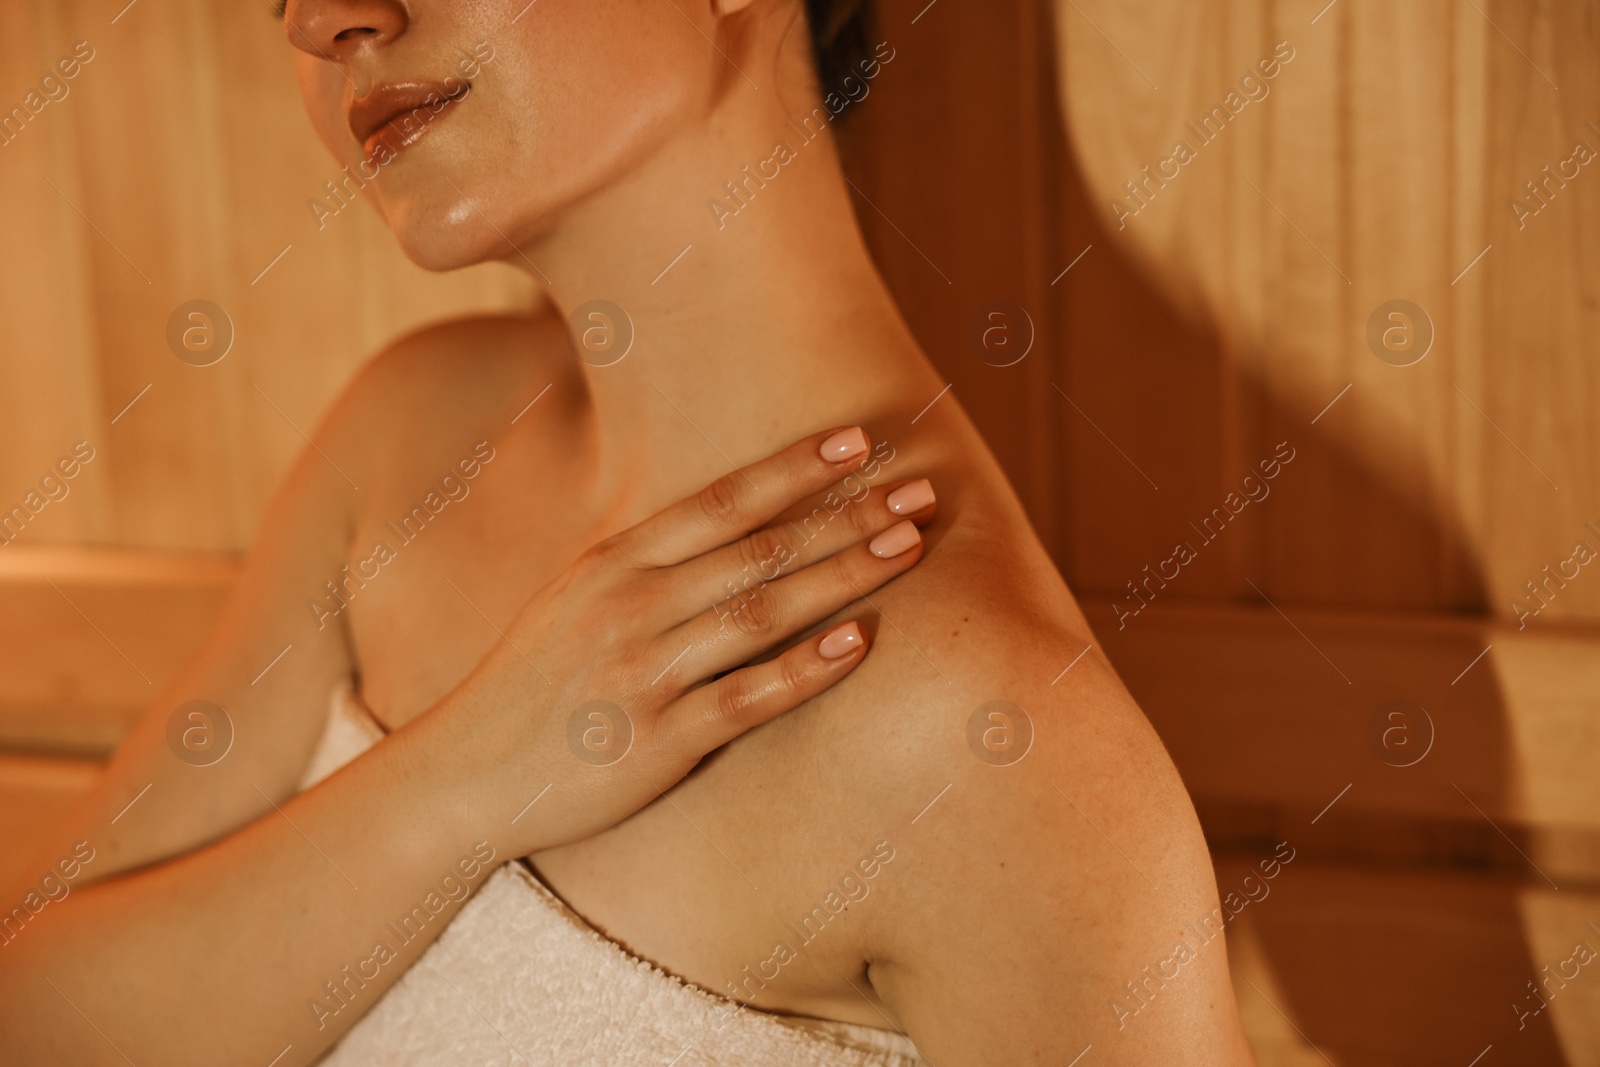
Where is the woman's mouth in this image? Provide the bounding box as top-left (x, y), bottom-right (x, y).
top-left (347, 79), bottom-right (471, 163)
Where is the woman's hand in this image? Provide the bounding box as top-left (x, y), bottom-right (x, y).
top-left (452, 425), bottom-right (937, 855)
top-left (0, 425), bottom-right (934, 1067)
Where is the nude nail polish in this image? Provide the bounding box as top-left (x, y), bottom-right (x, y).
top-left (869, 519), bottom-right (921, 558)
top-left (887, 479), bottom-right (934, 515)
top-left (819, 427), bottom-right (868, 463)
top-left (819, 620), bottom-right (864, 659)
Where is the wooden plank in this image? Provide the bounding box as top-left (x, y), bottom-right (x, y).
top-left (1087, 599), bottom-right (1600, 883)
top-left (0, 545), bottom-right (235, 754)
top-left (0, 752), bottom-right (101, 890)
top-left (1217, 856), bottom-right (1591, 1066)
top-left (0, 2), bottom-right (111, 547)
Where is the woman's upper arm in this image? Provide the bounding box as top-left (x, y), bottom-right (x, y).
top-left (23, 395), bottom-right (367, 887)
top-left (865, 652), bottom-right (1254, 1066)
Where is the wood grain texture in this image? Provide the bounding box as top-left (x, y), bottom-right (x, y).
top-left (1219, 857), bottom-right (1586, 1066)
top-left (1085, 599), bottom-right (1600, 884)
top-left (0, 0), bottom-right (539, 555)
top-left (1051, 0), bottom-right (1599, 621)
top-left (0, 545), bottom-right (235, 755)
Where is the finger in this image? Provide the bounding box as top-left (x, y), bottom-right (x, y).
top-left (612, 427), bottom-right (877, 567)
top-left (665, 477), bottom-right (936, 623)
top-left (656, 620), bottom-right (869, 755)
top-left (653, 518), bottom-right (923, 689)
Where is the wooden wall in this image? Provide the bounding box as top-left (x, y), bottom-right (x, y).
top-left (1051, 0), bottom-right (1599, 622)
top-left (3, 0), bottom-right (1599, 1063)
top-left (0, 0), bottom-right (537, 554)
top-left (1042, 1), bottom-right (1600, 1063)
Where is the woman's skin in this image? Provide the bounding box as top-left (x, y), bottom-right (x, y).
top-left (0, 431), bottom-right (926, 1065)
top-left (3, 1), bottom-right (1255, 1065)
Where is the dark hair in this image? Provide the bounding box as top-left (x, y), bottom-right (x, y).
top-left (805, 0), bottom-right (874, 93)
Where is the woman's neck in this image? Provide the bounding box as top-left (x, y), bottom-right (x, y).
top-left (513, 77), bottom-right (943, 509)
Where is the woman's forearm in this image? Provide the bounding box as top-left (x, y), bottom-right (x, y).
top-left (0, 700), bottom-right (511, 1067)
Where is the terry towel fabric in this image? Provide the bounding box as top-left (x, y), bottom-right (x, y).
top-left (300, 680), bottom-right (925, 1067)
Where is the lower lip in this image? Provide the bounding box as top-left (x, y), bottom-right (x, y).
top-left (362, 84), bottom-right (471, 163)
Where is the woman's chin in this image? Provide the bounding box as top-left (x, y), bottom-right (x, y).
top-left (387, 206), bottom-right (517, 274)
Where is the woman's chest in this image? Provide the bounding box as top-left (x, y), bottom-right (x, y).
top-left (335, 458), bottom-right (885, 1024)
top-left (339, 435), bottom-right (604, 726)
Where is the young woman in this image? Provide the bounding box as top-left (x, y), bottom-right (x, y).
top-left (1, 1), bottom-right (1254, 1064)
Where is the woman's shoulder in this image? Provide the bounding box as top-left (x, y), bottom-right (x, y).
top-left (832, 515), bottom-right (1116, 771)
top-left (313, 308), bottom-right (576, 479)
top-left (334, 309), bottom-right (568, 428)
top-left (743, 472), bottom-right (1173, 842)
top-left (793, 514), bottom-right (1235, 1050)
top-left (844, 458), bottom-right (1096, 717)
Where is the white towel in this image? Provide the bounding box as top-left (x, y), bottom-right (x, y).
top-left (305, 681), bottom-right (925, 1066)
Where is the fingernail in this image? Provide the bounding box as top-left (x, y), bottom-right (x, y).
top-left (819, 427), bottom-right (868, 463)
top-left (819, 620), bottom-right (864, 659)
top-left (869, 519), bottom-right (921, 558)
top-left (887, 478), bottom-right (935, 515)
